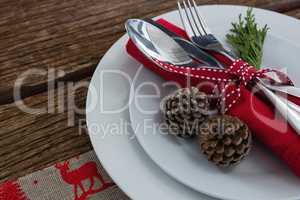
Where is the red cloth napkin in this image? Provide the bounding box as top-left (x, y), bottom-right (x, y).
top-left (126, 19), bottom-right (300, 177)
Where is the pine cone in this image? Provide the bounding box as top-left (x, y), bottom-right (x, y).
top-left (198, 115), bottom-right (252, 167)
top-left (161, 87), bottom-right (210, 138)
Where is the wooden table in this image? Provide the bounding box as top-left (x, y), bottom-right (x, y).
top-left (1, 0), bottom-right (300, 184)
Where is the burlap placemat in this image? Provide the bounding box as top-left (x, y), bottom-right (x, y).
top-left (0, 151), bottom-right (130, 200)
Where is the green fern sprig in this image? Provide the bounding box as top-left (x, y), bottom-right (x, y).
top-left (226, 8), bottom-right (269, 69)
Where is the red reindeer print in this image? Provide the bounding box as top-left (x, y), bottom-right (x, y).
top-left (55, 160), bottom-right (115, 200)
top-left (0, 181), bottom-right (28, 200)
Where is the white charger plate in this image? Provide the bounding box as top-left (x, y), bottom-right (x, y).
top-left (87, 5), bottom-right (300, 200)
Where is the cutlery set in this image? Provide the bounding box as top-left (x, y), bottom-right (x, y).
top-left (126, 0), bottom-right (300, 135)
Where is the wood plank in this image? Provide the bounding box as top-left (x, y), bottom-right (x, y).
top-left (261, 0), bottom-right (300, 12)
top-left (0, 0), bottom-right (297, 105)
top-left (285, 6), bottom-right (300, 17)
top-left (0, 79), bottom-right (91, 181)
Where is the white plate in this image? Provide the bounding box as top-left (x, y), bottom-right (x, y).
top-left (128, 5), bottom-right (300, 200)
top-left (87, 5), bottom-right (300, 200)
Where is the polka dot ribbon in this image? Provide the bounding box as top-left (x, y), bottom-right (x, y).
top-left (153, 58), bottom-right (293, 112)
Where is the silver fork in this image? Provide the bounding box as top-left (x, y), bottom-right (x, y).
top-left (177, 0), bottom-right (237, 60)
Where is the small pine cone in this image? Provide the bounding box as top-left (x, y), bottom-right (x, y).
top-left (198, 115), bottom-right (252, 167)
top-left (161, 87), bottom-right (211, 138)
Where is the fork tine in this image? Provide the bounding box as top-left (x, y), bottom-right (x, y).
top-left (177, 2), bottom-right (190, 35)
top-left (185, 0), bottom-right (206, 36)
top-left (191, 0), bottom-right (211, 34)
top-left (179, 1), bottom-right (198, 38)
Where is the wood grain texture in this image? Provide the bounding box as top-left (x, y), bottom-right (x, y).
top-left (0, 79), bottom-right (91, 181)
top-left (0, 0), bottom-right (296, 105)
top-left (261, 0), bottom-right (300, 12)
top-left (1, 0), bottom-right (300, 183)
top-left (285, 6), bottom-right (300, 17)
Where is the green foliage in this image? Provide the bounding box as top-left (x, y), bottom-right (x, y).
top-left (226, 8), bottom-right (269, 69)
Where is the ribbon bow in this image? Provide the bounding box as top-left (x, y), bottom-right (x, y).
top-left (226, 59), bottom-right (292, 86)
top-left (226, 59), bottom-right (264, 86)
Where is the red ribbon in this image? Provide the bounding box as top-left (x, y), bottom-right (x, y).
top-left (154, 57), bottom-right (293, 112)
